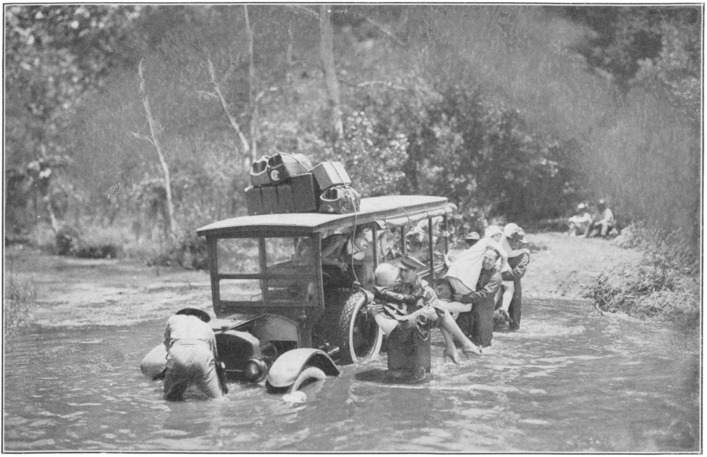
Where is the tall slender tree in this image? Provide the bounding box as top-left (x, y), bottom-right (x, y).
top-left (244, 5), bottom-right (258, 161)
top-left (319, 5), bottom-right (343, 140)
top-left (132, 59), bottom-right (177, 240)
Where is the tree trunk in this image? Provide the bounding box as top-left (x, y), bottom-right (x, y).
top-left (45, 195), bottom-right (60, 234)
top-left (205, 54), bottom-right (250, 159)
top-left (244, 5), bottom-right (258, 162)
top-left (137, 59), bottom-right (177, 240)
top-left (319, 5), bottom-right (343, 140)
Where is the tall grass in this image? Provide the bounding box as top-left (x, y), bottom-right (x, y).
top-left (5, 274), bottom-right (37, 335)
top-left (586, 223), bottom-right (700, 325)
top-left (614, 222), bottom-right (699, 275)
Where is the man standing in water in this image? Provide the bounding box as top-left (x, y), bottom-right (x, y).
top-left (163, 308), bottom-right (226, 401)
top-left (499, 225), bottom-right (530, 331)
top-left (454, 247), bottom-right (503, 348)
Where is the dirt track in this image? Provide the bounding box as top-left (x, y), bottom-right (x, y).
top-left (522, 232), bottom-right (643, 300)
top-left (6, 232), bottom-right (643, 327)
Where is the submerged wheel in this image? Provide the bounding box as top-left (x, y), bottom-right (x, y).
top-left (338, 290), bottom-right (383, 364)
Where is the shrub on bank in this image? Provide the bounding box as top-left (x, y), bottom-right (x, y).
top-left (26, 222), bottom-right (123, 259)
top-left (586, 223), bottom-right (700, 325)
top-left (146, 231), bottom-right (208, 270)
top-left (75, 228), bottom-right (124, 259)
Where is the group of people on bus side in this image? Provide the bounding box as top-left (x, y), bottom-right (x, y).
top-left (568, 199), bottom-right (616, 238)
top-left (368, 256), bottom-right (481, 364)
top-left (405, 216), bottom-right (452, 253)
top-left (369, 222), bottom-right (530, 364)
top-left (156, 219), bottom-right (530, 400)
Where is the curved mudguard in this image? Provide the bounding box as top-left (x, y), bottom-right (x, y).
top-left (140, 343), bottom-right (167, 379)
top-left (266, 348), bottom-right (340, 389)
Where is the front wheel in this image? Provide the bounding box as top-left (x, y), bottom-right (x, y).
top-left (338, 290), bottom-right (383, 364)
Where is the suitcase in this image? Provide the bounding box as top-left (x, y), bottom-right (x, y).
top-left (260, 185), bottom-right (278, 214)
top-left (250, 156), bottom-right (272, 186)
top-left (245, 186), bottom-right (263, 215)
top-left (267, 153), bottom-right (312, 184)
top-left (311, 161), bottom-right (352, 190)
top-left (276, 184), bottom-right (295, 213)
top-left (291, 173), bottom-right (319, 212)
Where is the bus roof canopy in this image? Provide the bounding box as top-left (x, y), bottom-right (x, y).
top-left (196, 195), bottom-right (454, 238)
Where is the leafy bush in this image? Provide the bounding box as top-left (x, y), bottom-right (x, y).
top-left (330, 111), bottom-right (409, 197)
top-left (76, 244), bottom-right (120, 259)
top-left (147, 230), bottom-right (208, 270)
top-left (347, 80), bottom-right (581, 222)
top-left (5, 275), bottom-right (37, 335)
top-left (28, 223), bottom-right (56, 252)
top-left (55, 225), bottom-right (81, 256)
top-left (56, 224), bottom-right (124, 259)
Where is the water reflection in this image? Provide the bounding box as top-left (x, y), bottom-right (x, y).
top-left (3, 299), bottom-right (700, 452)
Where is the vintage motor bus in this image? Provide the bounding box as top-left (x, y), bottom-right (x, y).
top-left (141, 195), bottom-right (454, 393)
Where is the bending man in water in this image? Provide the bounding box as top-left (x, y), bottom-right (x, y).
top-left (163, 308), bottom-right (226, 401)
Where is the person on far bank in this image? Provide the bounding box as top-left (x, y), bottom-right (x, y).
top-left (453, 247), bottom-right (503, 348)
top-left (586, 199), bottom-right (615, 238)
top-left (162, 308), bottom-right (226, 401)
top-left (568, 203), bottom-right (592, 236)
top-left (498, 225), bottom-right (529, 331)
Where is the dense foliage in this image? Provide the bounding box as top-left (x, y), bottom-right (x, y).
top-left (4, 5), bottom-right (701, 264)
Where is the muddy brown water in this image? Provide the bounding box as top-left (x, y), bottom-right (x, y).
top-left (3, 298), bottom-right (700, 452)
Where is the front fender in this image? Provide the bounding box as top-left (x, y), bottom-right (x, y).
top-left (140, 343), bottom-right (167, 379)
top-left (266, 348), bottom-right (340, 389)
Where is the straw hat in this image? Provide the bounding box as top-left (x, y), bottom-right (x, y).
top-left (176, 308), bottom-right (211, 323)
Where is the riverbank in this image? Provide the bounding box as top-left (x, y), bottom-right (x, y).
top-left (5, 231), bottom-right (644, 328)
top-left (5, 246), bottom-right (212, 327)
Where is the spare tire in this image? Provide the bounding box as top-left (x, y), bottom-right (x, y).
top-left (338, 290), bottom-right (383, 364)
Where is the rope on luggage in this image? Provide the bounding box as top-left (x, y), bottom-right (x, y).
top-left (349, 195), bottom-right (360, 283)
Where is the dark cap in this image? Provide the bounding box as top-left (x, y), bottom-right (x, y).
top-left (508, 227), bottom-right (527, 243)
top-left (398, 255), bottom-right (427, 272)
top-left (176, 308), bottom-right (211, 323)
top-left (436, 277), bottom-right (452, 287)
top-left (465, 231), bottom-right (480, 241)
